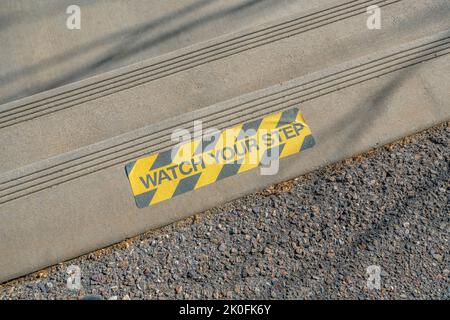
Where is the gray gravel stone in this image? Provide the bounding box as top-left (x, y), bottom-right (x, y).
top-left (0, 123), bottom-right (448, 300)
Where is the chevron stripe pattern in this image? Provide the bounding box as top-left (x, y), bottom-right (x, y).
top-left (125, 107), bottom-right (315, 208)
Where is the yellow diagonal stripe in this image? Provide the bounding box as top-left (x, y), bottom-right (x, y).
top-left (195, 123), bottom-right (244, 188)
top-left (238, 112), bottom-right (282, 174)
top-left (128, 154), bottom-right (158, 196)
top-left (126, 107), bottom-right (314, 209)
top-left (151, 138), bottom-right (202, 204)
top-left (280, 111), bottom-right (312, 159)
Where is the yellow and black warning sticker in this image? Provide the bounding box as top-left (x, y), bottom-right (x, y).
top-left (125, 107), bottom-right (315, 208)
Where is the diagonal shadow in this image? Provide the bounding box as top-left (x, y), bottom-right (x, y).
top-left (314, 60), bottom-right (449, 297)
top-left (0, 0), bottom-right (126, 31)
top-left (320, 66), bottom-right (413, 147)
top-left (319, 27), bottom-right (450, 147)
top-left (0, 0), bottom-right (273, 104)
top-left (0, 0), bottom-right (217, 86)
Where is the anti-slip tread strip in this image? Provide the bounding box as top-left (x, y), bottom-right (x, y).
top-left (1, 50), bottom-right (449, 204)
top-left (1, 34), bottom-right (449, 187)
top-left (3, 36), bottom-right (449, 191)
top-left (0, 32), bottom-right (449, 204)
top-left (0, 0), bottom-right (401, 128)
top-left (125, 108), bottom-right (313, 208)
top-left (1, 35), bottom-right (449, 184)
top-left (0, 0), bottom-right (382, 113)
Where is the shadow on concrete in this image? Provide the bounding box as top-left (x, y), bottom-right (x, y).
top-left (315, 57), bottom-right (449, 297)
top-left (320, 66), bottom-right (414, 146)
top-left (0, 0), bottom-right (124, 31)
top-left (0, 0), bottom-right (277, 105)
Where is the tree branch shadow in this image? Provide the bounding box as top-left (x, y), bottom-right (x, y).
top-left (0, 0), bottom-right (275, 104)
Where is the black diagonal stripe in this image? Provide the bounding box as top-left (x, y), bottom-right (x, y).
top-left (194, 132), bottom-right (220, 155)
top-left (276, 108), bottom-right (299, 128)
top-left (260, 144), bottom-right (286, 166)
top-left (217, 162), bottom-right (242, 181)
top-left (172, 173), bottom-right (202, 197)
top-left (150, 149), bottom-right (174, 170)
top-left (134, 189), bottom-right (157, 209)
top-left (236, 118), bottom-right (263, 141)
top-left (124, 161), bottom-right (136, 178)
top-left (300, 135), bottom-right (316, 151)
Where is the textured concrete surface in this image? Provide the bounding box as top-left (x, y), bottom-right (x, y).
top-left (0, 0), bottom-right (449, 283)
top-left (2, 0), bottom-right (449, 171)
top-left (0, 0), bottom-right (332, 104)
top-left (0, 122), bottom-right (448, 300)
top-left (0, 32), bottom-right (449, 283)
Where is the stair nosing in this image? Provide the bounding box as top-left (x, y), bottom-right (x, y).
top-left (1, 30), bottom-right (449, 204)
top-left (0, 0), bottom-right (400, 127)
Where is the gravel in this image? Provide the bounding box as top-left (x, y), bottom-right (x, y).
top-left (0, 123), bottom-right (448, 300)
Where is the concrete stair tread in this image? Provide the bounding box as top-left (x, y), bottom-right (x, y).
top-left (4, 0), bottom-right (450, 172)
top-left (0, 0), bottom-right (449, 283)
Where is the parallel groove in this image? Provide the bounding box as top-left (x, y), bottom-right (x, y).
top-left (2, 52), bottom-right (449, 204)
top-left (0, 0), bottom-right (373, 115)
top-left (0, 0), bottom-right (361, 114)
top-left (0, 0), bottom-right (401, 128)
top-left (0, 35), bottom-right (448, 204)
top-left (1, 39), bottom-right (445, 189)
top-left (1, 37), bottom-right (448, 188)
top-left (2, 37), bottom-right (448, 187)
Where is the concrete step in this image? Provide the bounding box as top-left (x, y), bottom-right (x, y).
top-left (0, 0), bottom-right (449, 282)
top-left (0, 0), bottom-right (335, 104)
top-left (2, 0), bottom-right (449, 172)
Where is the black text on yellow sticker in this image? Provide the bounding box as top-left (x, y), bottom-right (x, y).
top-left (125, 107), bottom-right (315, 208)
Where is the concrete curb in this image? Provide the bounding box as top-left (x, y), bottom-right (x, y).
top-left (0, 0), bottom-right (449, 283)
top-left (4, 0), bottom-right (450, 172)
